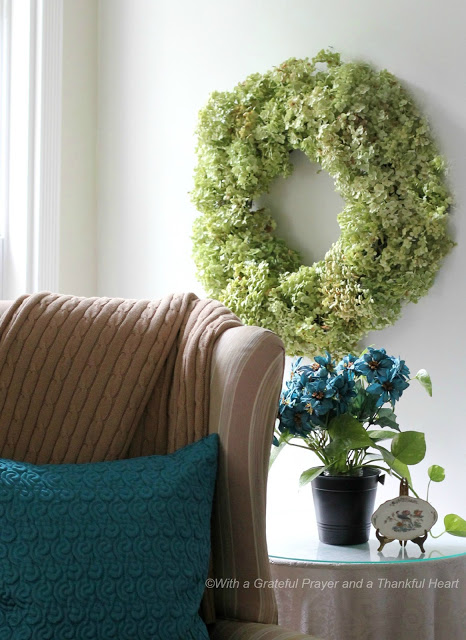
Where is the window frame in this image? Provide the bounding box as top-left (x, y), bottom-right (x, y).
top-left (0, 0), bottom-right (11, 298)
top-left (0, 0), bottom-right (63, 299)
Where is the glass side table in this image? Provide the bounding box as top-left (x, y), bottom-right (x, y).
top-left (267, 510), bottom-right (466, 640)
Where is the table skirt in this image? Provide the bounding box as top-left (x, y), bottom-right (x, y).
top-left (270, 555), bottom-right (466, 640)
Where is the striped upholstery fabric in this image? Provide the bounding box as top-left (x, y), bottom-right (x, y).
top-left (210, 621), bottom-right (322, 640)
top-left (208, 326), bottom-right (285, 624)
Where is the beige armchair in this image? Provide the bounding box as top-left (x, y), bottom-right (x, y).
top-left (0, 294), bottom-right (320, 640)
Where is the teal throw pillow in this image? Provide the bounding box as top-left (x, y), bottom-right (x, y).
top-left (0, 433), bottom-right (219, 640)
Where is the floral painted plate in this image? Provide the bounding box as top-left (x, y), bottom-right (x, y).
top-left (371, 496), bottom-right (438, 541)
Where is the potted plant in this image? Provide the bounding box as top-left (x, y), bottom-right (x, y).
top-left (272, 348), bottom-right (431, 545)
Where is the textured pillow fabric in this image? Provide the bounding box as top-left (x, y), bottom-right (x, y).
top-left (0, 433), bottom-right (219, 640)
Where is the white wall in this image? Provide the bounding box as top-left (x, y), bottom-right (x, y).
top-left (59, 0), bottom-right (97, 296)
top-left (97, 0), bottom-right (466, 522)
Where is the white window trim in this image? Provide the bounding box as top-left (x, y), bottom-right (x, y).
top-left (1, 0), bottom-right (63, 298)
top-left (33, 0), bottom-right (63, 293)
top-left (0, 0), bottom-right (11, 299)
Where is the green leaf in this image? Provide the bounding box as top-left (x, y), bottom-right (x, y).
top-left (374, 445), bottom-right (412, 485)
top-left (391, 431), bottom-right (426, 465)
top-left (367, 429), bottom-right (399, 442)
top-left (299, 466), bottom-right (326, 487)
top-left (350, 386), bottom-right (378, 421)
top-left (269, 430), bottom-right (293, 470)
top-left (363, 453), bottom-right (384, 462)
top-left (328, 414), bottom-right (373, 450)
top-left (269, 441), bottom-right (285, 469)
top-left (415, 369), bottom-right (432, 397)
top-left (323, 439), bottom-right (347, 460)
top-left (358, 345), bottom-right (372, 357)
top-left (428, 464), bottom-right (445, 482)
top-left (349, 381), bottom-right (365, 408)
top-left (374, 408), bottom-right (399, 431)
top-left (444, 514), bottom-right (466, 537)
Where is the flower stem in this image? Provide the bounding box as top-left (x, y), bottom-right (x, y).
top-left (286, 441), bottom-right (313, 452)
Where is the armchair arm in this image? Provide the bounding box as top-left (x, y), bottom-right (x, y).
top-left (208, 326), bottom-right (285, 624)
top-left (0, 300), bottom-right (13, 316)
top-left (210, 620), bottom-right (323, 640)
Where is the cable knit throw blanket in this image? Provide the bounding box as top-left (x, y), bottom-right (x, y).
top-left (0, 291), bottom-right (241, 464)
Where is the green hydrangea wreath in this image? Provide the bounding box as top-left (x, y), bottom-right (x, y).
top-left (191, 51), bottom-right (453, 356)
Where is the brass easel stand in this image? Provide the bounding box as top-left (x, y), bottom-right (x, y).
top-left (375, 478), bottom-right (428, 552)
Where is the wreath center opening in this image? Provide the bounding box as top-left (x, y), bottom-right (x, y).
top-left (255, 150), bottom-right (343, 265)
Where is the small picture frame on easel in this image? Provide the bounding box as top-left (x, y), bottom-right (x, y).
top-left (371, 478), bottom-right (438, 552)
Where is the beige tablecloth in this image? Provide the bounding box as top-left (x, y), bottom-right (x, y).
top-left (270, 555), bottom-right (466, 640)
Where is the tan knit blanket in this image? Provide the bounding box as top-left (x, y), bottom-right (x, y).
top-left (0, 291), bottom-right (241, 464)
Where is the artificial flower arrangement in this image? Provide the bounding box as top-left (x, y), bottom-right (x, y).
top-left (272, 347), bottom-right (465, 537)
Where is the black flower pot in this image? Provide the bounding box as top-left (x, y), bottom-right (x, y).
top-left (311, 469), bottom-right (384, 545)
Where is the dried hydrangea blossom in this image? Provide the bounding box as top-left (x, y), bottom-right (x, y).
top-left (191, 51), bottom-right (453, 356)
